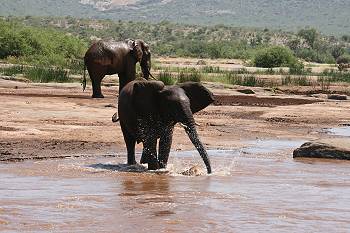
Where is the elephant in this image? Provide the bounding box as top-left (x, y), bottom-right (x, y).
top-left (83, 39), bottom-right (153, 98)
top-left (117, 80), bottom-right (214, 174)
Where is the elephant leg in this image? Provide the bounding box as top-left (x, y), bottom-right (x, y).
top-left (87, 65), bottom-right (105, 98)
top-left (140, 147), bottom-right (149, 164)
top-left (121, 124), bottom-right (136, 165)
top-left (142, 137), bottom-right (159, 170)
top-left (91, 76), bottom-right (104, 98)
top-left (158, 126), bottom-right (174, 169)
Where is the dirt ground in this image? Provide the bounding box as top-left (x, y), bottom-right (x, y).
top-left (0, 77), bottom-right (349, 162)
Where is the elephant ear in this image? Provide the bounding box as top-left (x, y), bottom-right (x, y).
top-left (178, 82), bottom-right (215, 114)
top-left (126, 39), bottom-right (143, 62)
top-left (137, 40), bottom-right (150, 56)
top-left (132, 80), bottom-right (165, 116)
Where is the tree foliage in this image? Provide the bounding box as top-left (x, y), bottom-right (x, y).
top-left (0, 19), bottom-right (87, 68)
top-left (253, 46), bottom-right (298, 68)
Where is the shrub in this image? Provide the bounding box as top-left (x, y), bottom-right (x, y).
top-left (336, 54), bottom-right (350, 64)
top-left (253, 46), bottom-right (297, 68)
top-left (297, 28), bottom-right (319, 49)
top-left (0, 19), bottom-right (87, 69)
top-left (296, 48), bottom-right (335, 64)
top-left (289, 61), bottom-right (305, 74)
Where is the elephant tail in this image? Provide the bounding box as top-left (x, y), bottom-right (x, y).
top-left (82, 63), bottom-right (87, 92)
top-left (112, 112), bottom-right (119, 123)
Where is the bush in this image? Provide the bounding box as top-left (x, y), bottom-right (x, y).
top-left (253, 46), bottom-right (297, 68)
top-left (289, 61), bottom-right (305, 74)
top-left (296, 48), bottom-right (335, 64)
top-left (336, 54), bottom-right (350, 64)
top-left (0, 19), bottom-right (87, 69)
top-left (297, 28), bottom-right (319, 49)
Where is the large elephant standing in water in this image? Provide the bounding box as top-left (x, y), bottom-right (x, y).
top-left (83, 39), bottom-right (152, 98)
top-left (116, 80), bottom-right (214, 174)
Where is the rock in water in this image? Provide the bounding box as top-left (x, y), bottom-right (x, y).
top-left (293, 139), bottom-right (350, 160)
top-left (180, 165), bottom-right (203, 176)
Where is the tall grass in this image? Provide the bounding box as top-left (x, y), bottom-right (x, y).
top-left (281, 76), bottom-right (312, 86)
top-left (158, 71), bottom-right (176, 85)
top-left (0, 65), bottom-right (71, 83)
top-left (225, 72), bottom-right (265, 87)
top-left (317, 76), bottom-right (331, 91)
top-left (201, 66), bottom-right (221, 73)
top-left (24, 66), bottom-right (70, 83)
top-left (321, 69), bottom-right (350, 83)
top-left (0, 65), bottom-right (24, 76)
top-left (177, 71), bottom-right (202, 83)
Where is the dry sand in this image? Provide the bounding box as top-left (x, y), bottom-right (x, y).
top-left (1, 78), bottom-right (349, 162)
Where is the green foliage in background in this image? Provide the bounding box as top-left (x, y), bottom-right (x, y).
top-left (1, 16), bottom-right (350, 81)
top-left (253, 46), bottom-right (298, 68)
top-left (0, 19), bottom-right (87, 71)
top-left (336, 54), bottom-right (350, 64)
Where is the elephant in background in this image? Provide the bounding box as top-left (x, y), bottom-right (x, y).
top-left (83, 39), bottom-right (152, 98)
top-left (117, 80), bottom-right (214, 174)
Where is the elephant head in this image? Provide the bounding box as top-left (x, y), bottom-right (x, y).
top-left (131, 81), bottom-right (214, 173)
top-left (127, 39), bottom-right (153, 80)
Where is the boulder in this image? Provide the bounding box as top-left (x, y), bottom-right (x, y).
top-left (327, 94), bottom-right (348, 100)
top-left (180, 165), bottom-right (203, 176)
top-left (237, 89), bottom-right (255, 94)
top-left (293, 139), bottom-right (350, 160)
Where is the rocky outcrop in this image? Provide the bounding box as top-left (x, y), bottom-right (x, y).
top-left (293, 139), bottom-right (350, 160)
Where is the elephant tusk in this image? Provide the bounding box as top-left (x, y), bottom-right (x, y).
top-left (180, 122), bottom-right (200, 128)
top-left (149, 72), bottom-right (156, 80)
top-left (179, 123), bottom-right (188, 129)
top-left (144, 66), bottom-right (156, 80)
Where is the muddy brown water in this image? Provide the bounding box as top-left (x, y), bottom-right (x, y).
top-left (1, 141), bottom-right (350, 232)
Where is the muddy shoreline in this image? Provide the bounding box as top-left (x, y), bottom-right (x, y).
top-left (1, 78), bottom-right (350, 162)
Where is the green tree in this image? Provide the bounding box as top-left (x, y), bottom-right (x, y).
top-left (298, 28), bottom-right (319, 49)
top-left (253, 46), bottom-right (297, 68)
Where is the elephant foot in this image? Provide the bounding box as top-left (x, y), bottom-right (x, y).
top-left (147, 158), bottom-right (160, 171)
top-left (140, 153), bottom-right (149, 164)
top-left (158, 161), bottom-right (167, 169)
top-left (127, 160), bottom-right (137, 165)
top-left (92, 94), bottom-right (104, 98)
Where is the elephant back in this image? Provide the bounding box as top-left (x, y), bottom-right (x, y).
top-left (130, 80), bottom-right (165, 117)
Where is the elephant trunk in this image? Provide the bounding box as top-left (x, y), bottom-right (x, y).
top-left (141, 56), bottom-right (156, 80)
top-left (182, 122), bottom-right (212, 174)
